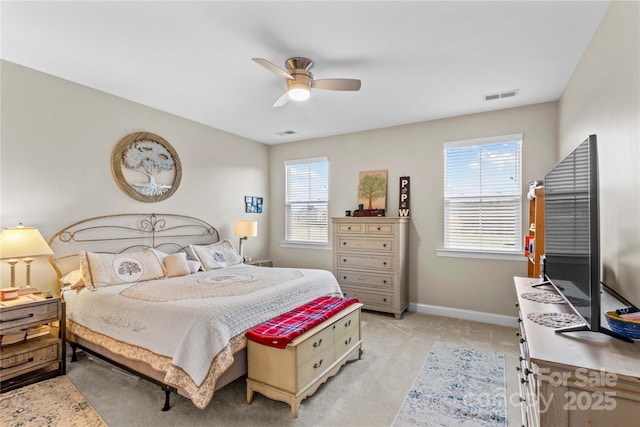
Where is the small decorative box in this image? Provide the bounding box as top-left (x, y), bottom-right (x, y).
top-left (0, 287), bottom-right (19, 301)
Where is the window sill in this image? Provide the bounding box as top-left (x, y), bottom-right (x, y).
top-left (436, 248), bottom-right (526, 261)
top-left (279, 241), bottom-right (333, 250)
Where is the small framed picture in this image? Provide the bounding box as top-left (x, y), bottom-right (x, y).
top-left (245, 196), bottom-right (264, 213)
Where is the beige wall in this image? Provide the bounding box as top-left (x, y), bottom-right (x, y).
top-left (0, 61), bottom-right (271, 294)
top-left (558, 1), bottom-right (640, 308)
top-left (269, 102), bottom-right (558, 317)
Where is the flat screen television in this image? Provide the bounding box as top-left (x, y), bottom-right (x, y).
top-left (540, 134), bottom-right (630, 342)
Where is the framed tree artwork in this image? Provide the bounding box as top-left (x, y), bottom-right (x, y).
top-left (111, 132), bottom-right (182, 202)
top-left (357, 169), bottom-right (387, 210)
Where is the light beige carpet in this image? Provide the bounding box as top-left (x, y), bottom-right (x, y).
top-left (0, 376), bottom-right (107, 427)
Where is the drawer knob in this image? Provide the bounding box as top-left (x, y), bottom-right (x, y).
top-left (313, 359), bottom-right (324, 369)
top-left (524, 368), bottom-right (532, 376)
top-left (383, 280), bottom-right (387, 284)
top-left (383, 262), bottom-right (387, 266)
top-left (343, 242), bottom-right (347, 245)
top-left (519, 356), bottom-right (525, 362)
top-left (342, 276), bottom-right (347, 280)
top-left (519, 338), bottom-right (526, 344)
top-left (343, 320), bottom-right (351, 328)
top-left (520, 377), bottom-right (528, 384)
top-left (347, 226), bottom-right (351, 230)
top-left (312, 339), bottom-right (323, 348)
top-left (344, 337), bottom-right (352, 345)
top-left (343, 259), bottom-right (347, 262)
top-left (383, 298), bottom-right (387, 302)
top-left (382, 243), bottom-right (387, 247)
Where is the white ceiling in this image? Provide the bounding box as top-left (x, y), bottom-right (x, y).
top-left (1, 1), bottom-right (610, 145)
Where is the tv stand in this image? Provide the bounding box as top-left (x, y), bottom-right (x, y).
top-left (514, 276), bottom-right (640, 427)
top-left (531, 280), bottom-right (551, 288)
top-left (555, 323), bottom-right (634, 343)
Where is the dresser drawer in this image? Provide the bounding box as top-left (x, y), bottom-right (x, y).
top-left (0, 337), bottom-right (61, 380)
top-left (341, 288), bottom-right (393, 308)
top-left (0, 300), bottom-right (61, 334)
top-left (337, 269), bottom-right (393, 289)
top-left (335, 223), bottom-right (365, 233)
top-left (297, 325), bottom-right (334, 365)
top-left (337, 237), bottom-right (393, 252)
top-left (365, 223), bottom-right (394, 234)
top-left (337, 254), bottom-right (394, 271)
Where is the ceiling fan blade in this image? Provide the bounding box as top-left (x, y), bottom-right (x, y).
top-left (252, 58), bottom-right (293, 80)
top-left (272, 92), bottom-right (290, 108)
top-left (312, 78), bottom-right (361, 91)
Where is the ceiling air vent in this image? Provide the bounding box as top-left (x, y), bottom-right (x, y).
top-left (277, 130), bottom-right (297, 136)
top-left (483, 89), bottom-right (519, 101)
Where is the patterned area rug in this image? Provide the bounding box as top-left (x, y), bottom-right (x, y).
top-left (0, 376), bottom-right (107, 427)
top-left (392, 341), bottom-right (506, 427)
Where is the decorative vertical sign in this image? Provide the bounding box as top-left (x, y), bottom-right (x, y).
top-left (399, 176), bottom-right (410, 217)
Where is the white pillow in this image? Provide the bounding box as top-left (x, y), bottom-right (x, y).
top-left (163, 252), bottom-right (191, 277)
top-left (80, 249), bottom-right (166, 289)
top-left (187, 260), bottom-right (202, 273)
top-left (60, 269), bottom-right (85, 289)
top-left (188, 240), bottom-right (243, 270)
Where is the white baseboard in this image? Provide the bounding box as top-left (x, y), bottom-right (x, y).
top-left (409, 302), bottom-right (518, 328)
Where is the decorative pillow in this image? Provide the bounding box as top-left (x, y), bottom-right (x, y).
top-left (164, 252), bottom-right (191, 278)
top-left (60, 269), bottom-right (85, 290)
top-left (188, 240), bottom-right (243, 270)
top-left (80, 249), bottom-right (166, 289)
top-left (187, 260), bottom-right (202, 274)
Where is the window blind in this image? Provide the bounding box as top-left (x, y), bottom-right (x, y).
top-left (444, 134), bottom-right (522, 252)
top-left (285, 157), bottom-right (329, 243)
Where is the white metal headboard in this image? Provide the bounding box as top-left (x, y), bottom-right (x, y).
top-left (48, 213), bottom-right (219, 280)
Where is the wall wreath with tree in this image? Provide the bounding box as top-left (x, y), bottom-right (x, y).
top-left (111, 132), bottom-right (182, 202)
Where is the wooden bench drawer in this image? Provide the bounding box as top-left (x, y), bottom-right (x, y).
top-left (297, 325), bottom-right (334, 365)
top-left (298, 345), bottom-right (335, 389)
top-left (333, 309), bottom-right (359, 339)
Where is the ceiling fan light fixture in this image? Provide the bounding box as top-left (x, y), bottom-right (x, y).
top-left (288, 83), bottom-right (310, 101)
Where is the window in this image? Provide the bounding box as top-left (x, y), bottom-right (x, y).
top-left (443, 134), bottom-right (522, 254)
top-left (285, 157), bottom-right (329, 244)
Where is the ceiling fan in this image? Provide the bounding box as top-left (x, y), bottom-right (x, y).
top-left (252, 57), bottom-right (361, 107)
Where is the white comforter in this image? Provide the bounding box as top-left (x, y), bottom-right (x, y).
top-left (62, 265), bottom-right (342, 389)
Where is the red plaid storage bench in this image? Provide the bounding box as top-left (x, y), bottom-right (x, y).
top-left (245, 296), bottom-right (364, 418)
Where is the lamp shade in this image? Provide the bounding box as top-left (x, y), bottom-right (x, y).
top-left (234, 220), bottom-right (258, 238)
top-left (0, 226), bottom-right (53, 260)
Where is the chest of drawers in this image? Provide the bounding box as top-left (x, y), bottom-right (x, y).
top-left (246, 303), bottom-right (363, 418)
top-left (332, 217), bottom-right (408, 319)
top-left (0, 296), bottom-right (66, 392)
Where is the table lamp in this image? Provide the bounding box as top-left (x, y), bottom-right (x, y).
top-left (234, 220), bottom-right (258, 261)
top-left (0, 224), bottom-right (53, 288)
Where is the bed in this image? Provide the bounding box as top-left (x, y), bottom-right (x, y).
top-left (48, 213), bottom-right (342, 410)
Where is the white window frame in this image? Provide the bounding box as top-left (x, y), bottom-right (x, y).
top-left (281, 156), bottom-right (331, 249)
top-left (437, 133), bottom-right (525, 261)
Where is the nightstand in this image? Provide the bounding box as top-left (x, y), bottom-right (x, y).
top-left (244, 259), bottom-right (274, 267)
top-left (0, 294), bottom-right (66, 392)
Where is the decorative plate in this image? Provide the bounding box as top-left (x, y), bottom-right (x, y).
top-left (527, 312), bottom-right (583, 328)
top-left (521, 292), bottom-right (567, 304)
